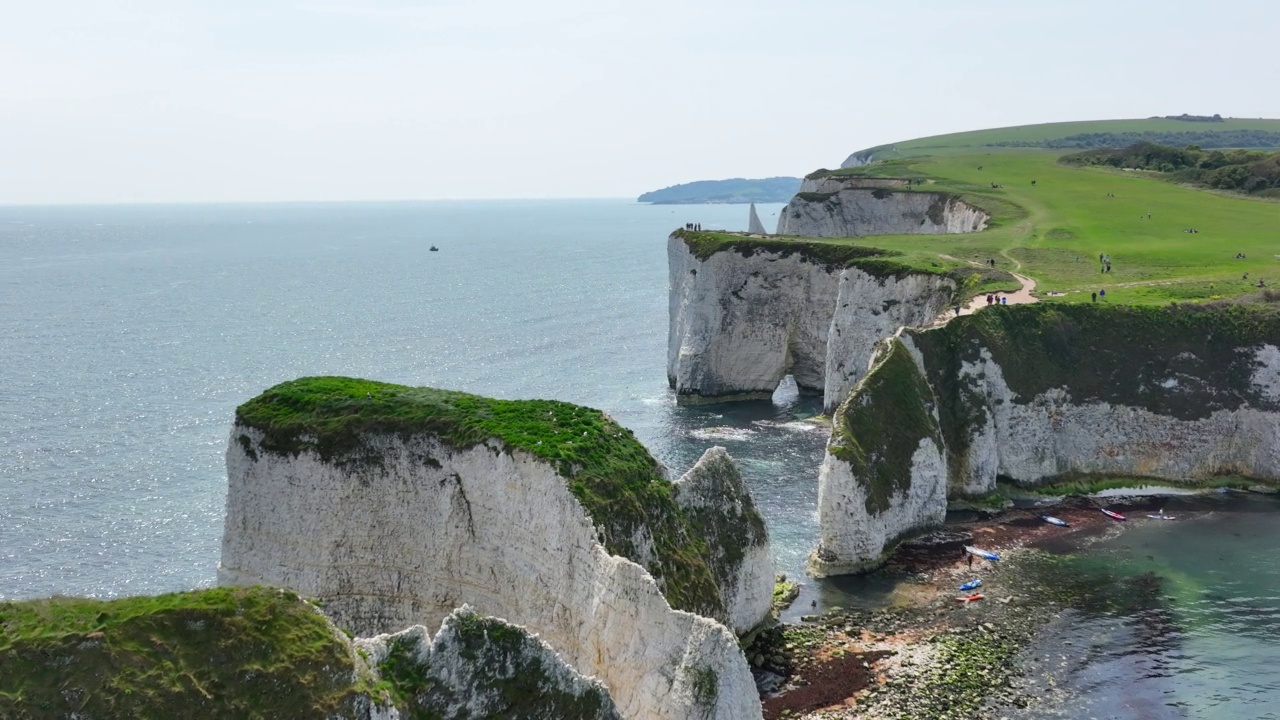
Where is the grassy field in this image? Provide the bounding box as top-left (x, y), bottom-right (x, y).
top-left (846, 149), bottom-right (1280, 304)
top-left (852, 117), bottom-right (1280, 159)
top-left (745, 122), bottom-right (1280, 305)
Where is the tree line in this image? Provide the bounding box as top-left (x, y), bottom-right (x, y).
top-left (1062, 142), bottom-right (1280, 197)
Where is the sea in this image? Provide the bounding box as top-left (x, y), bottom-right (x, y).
top-left (2, 200), bottom-right (1277, 717)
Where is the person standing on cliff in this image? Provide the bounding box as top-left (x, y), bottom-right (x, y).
top-left (1092, 291), bottom-right (1097, 302)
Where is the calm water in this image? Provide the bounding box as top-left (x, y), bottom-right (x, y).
top-left (0, 199), bottom-right (822, 600)
top-left (1006, 493), bottom-right (1280, 719)
top-left (3, 201), bottom-right (1278, 715)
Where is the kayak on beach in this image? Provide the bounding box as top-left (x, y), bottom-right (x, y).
top-left (959, 578), bottom-right (983, 591)
top-left (1039, 514), bottom-right (1069, 527)
top-left (1100, 507), bottom-right (1127, 521)
top-left (953, 593), bottom-right (985, 603)
top-left (965, 545), bottom-right (999, 561)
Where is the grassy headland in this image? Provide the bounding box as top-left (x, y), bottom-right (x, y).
top-left (743, 118), bottom-right (1280, 306)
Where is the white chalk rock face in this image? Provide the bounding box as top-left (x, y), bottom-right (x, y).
top-left (356, 606), bottom-right (622, 720)
top-left (776, 189), bottom-right (988, 238)
top-left (812, 438), bottom-right (948, 577)
top-left (816, 312), bottom-right (1280, 576)
top-left (798, 176), bottom-right (908, 194)
top-left (668, 234), bottom-right (954, 412)
top-left (220, 429), bottom-right (762, 720)
top-left (942, 342), bottom-right (1280, 487)
top-left (673, 447), bottom-right (774, 633)
top-left (811, 339), bottom-right (949, 576)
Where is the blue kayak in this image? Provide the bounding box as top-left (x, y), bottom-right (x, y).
top-left (959, 579), bottom-right (983, 591)
top-left (1039, 514), bottom-right (1069, 527)
top-left (964, 545), bottom-right (999, 561)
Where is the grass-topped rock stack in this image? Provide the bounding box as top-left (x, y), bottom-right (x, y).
top-left (220, 376), bottom-right (768, 720)
top-left (810, 339), bottom-right (949, 577)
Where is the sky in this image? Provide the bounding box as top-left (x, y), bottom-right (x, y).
top-left (3, 0), bottom-right (1279, 204)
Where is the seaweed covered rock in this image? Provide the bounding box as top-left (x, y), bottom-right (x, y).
top-left (811, 339), bottom-right (948, 577)
top-left (357, 606), bottom-right (621, 720)
top-left (218, 377), bottom-right (767, 720)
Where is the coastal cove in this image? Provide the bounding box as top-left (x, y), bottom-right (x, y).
top-left (4, 197), bottom-right (1280, 717)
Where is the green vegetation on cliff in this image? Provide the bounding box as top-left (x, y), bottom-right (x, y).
top-left (766, 117), bottom-right (1280, 306)
top-left (0, 587), bottom-right (370, 718)
top-left (904, 303), bottom-right (1280, 488)
top-left (674, 228), bottom-right (1010, 295)
top-left (236, 377), bottom-right (744, 620)
top-left (845, 117), bottom-right (1280, 162)
top-left (828, 340), bottom-right (941, 514)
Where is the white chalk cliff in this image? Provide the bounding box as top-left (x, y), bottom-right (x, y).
top-left (220, 424), bottom-right (767, 720)
top-left (667, 233), bottom-right (956, 412)
top-left (815, 308), bottom-right (1280, 573)
top-left (776, 187), bottom-right (988, 237)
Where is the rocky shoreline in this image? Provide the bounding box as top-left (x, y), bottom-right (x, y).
top-left (753, 494), bottom-right (1212, 719)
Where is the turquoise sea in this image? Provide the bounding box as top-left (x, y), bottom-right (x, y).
top-left (2, 200), bottom-right (1277, 717)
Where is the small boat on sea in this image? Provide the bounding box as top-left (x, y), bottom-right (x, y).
top-left (964, 546), bottom-right (999, 561)
top-left (429, 245), bottom-right (439, 251)
top-left (953, 593), bottom-right (985, 603)
top-left (1100, 507), bottom-right (1127, 521)
top-left (959, 579), bottom-right (983, 591)
top-left (1039, 514), bottom-right (1069, 527)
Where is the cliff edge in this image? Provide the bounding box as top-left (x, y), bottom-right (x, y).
top-left (668, 230), bottom-right (961, 412)
top-left (218, 377), bottom-right (771, 720)
top-left (816, 304), bottom-right (1280, 573)
top-left (776, 184), bottom-right (988, 238)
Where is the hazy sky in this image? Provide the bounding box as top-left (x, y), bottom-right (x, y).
top-left (4, 0), bottom-right (1278, 203)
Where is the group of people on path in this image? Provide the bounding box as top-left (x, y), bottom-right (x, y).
top-left (1098, 252), bottom-right (1113, 273)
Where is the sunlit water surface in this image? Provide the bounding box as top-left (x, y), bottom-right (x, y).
top-left (3, 201), bottom-right (1278, 715)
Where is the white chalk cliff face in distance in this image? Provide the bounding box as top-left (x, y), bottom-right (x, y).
top-left (668, 233), bottom-right (955, 412)
top-left (776, 186), bottom-right (988, 237)
top-left (220, 429), bottom-right (766, 720)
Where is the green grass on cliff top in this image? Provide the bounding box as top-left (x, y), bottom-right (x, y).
top-left (236, 377), bottom-right (727, 618)
top-left (0, 587), bottom-right (370, 718)
top-left (850, 117), bottom-right (1280, 158)
top-left (688, 120), bottom-right (1280, 306)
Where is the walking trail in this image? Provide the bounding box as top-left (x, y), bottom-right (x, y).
top-left (925, 255), bottom-right (1038, 328)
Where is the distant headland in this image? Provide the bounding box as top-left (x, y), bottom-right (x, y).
top-left (638, 176), bottom-right (800, 204)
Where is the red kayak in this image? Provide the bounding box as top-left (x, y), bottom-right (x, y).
top-left (953, 593), bottom-right (985, 603)
top-left (1100, 507), bottom-right (1126, 521)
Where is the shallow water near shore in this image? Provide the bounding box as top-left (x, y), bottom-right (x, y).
top-left (1001, 492), bottom-right (1280, 719)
